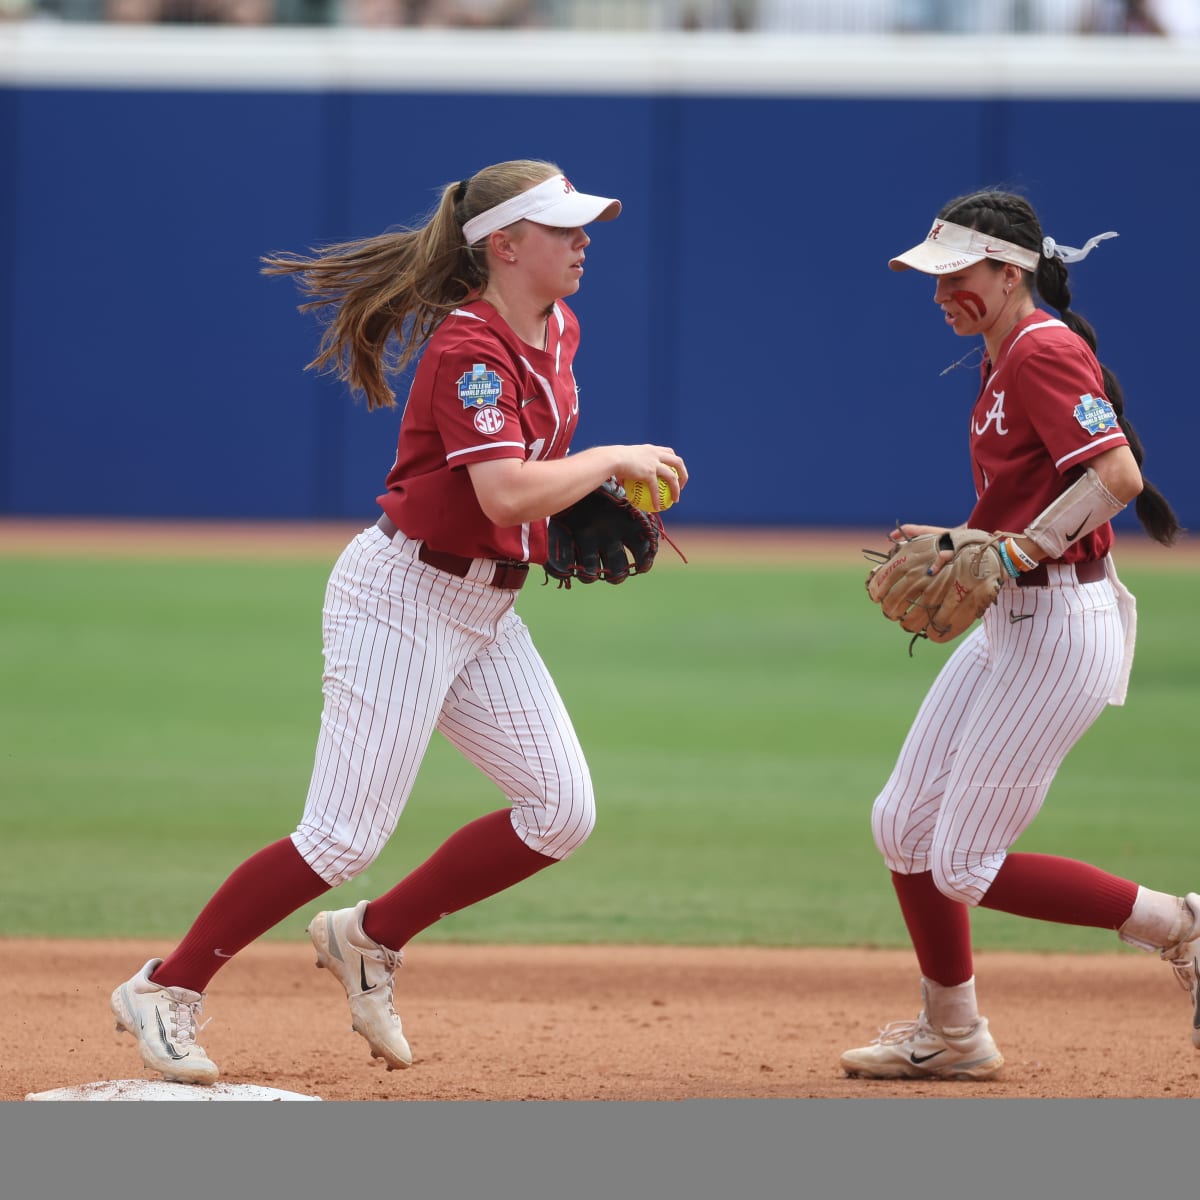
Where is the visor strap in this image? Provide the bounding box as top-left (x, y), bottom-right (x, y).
top-left (462, 175), bottom-right (566, 246)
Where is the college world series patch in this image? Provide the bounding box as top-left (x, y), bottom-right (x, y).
top-left (1073, 392), bottom-right (1119, 435)
top-left (459, 364), bottom-right (504, 409)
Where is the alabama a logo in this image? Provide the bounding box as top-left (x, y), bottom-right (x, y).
top-left (973, 389), bottom-right (1009, 437)
top-left (1073, 393), bottom-right (1119, 435)
top-left (458, 364), bottom-right (503, 409)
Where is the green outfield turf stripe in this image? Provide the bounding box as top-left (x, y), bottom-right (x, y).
top-left (1, 556), bottom-right (1195, 951)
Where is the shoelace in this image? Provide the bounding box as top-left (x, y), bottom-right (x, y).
top-left (1163, 948), bottom-right (1198, 995)
top-left (872, 1017), bottom-right (934, 1046)
top-left (166, 995), bottom-right (211, 1047)
top-left (352, 943), bottom-right (404, 1004)
top-left (1161, 910), bottom-right (1199, 994)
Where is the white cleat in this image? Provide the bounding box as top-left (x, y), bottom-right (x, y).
top-left (1161, 892), bottom-right (1200, 1049)
top-left (841, 1012), bottom-right (1004, 1081)
top-left (307, 900), bottom-right (412, 1070)
top-left (111, 959), bottom-right (219, 1085)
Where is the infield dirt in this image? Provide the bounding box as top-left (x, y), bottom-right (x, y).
top-left (6, 939), bottom-right (1200, 1101)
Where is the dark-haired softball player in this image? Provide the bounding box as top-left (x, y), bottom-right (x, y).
top-left (841, 188), bottom-right (1194, 1081)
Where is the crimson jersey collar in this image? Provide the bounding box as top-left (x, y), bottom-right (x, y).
top-left (453, 297), bottom-right (565, 359)
top-left (980, 308), bottom-right (1065, 376)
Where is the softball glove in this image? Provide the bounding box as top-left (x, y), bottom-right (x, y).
top-left (544, 480), bottom-right (662, 587)
top-left (865, 526), bottom-right (1012, 650)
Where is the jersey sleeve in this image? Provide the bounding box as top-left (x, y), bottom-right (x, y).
top-left (429, 346), bottom-right (529, 469)
top-left (1016, 342), bottom-right (1128, 476)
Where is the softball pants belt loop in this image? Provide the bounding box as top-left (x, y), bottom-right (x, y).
top-left (375, 514), bottom-right (529, 591)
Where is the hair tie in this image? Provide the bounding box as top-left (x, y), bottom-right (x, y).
top-left (1042, 231), bottom-right (1119, 264)
top-left (454, 179), bottom-right (469, 205)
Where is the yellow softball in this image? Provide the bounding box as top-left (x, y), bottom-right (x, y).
top-left (622, 468), bottom-right (677, 513)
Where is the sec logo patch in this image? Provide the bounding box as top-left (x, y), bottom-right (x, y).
top-left (474, 406), bottom-right (505, 435)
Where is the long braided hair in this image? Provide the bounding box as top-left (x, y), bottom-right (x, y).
top-left (939, 189), bottom-right (1180, 546)
top-left (261, 159), bottom-right (562, 412)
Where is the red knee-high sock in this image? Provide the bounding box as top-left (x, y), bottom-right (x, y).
top-left (152, 838), bottom-right (330, 993)
top-left (891, 871), bottom-right (974, 987)
top-left (978, 853), bottom-right (1138, 928)
top-left (363, 809), bottom-right (556, 949)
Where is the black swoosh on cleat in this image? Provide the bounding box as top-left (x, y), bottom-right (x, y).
top-left (360, 958), bottom-right (375, 994)
top-left (155, 1010), bottom-right (187, 1061)
top-left (909, 1050), bottom-right (946, 1065)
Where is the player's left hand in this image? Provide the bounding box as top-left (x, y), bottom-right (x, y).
top-left (544, 480), bottom-right (661, 587)
top-left (864, 525), bottom-right (1012, 650)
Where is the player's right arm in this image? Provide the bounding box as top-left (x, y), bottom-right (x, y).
top-left (468, 446), bottom-right (686, 529)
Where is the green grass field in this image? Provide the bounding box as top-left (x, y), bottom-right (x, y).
top-left (1, 548), bottom-right (1196, 953)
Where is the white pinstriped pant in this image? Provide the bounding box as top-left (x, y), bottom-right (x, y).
top-left (291, 525), bottom-right (595, 886)
top-left (871, 565), bottom-right (1130, 906)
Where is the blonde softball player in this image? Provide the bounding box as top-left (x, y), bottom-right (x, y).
top-left (841, 189), bottom-right (1193, 1081)
top-left (111, 159), bottom-right (687, 1085)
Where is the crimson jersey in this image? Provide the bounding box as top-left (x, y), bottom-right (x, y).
top-left (968, 312), bottom-right (1128, 564)
top-left (377, 298), bottom-right (581, 562)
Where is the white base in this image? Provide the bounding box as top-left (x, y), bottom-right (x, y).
top-left (25, 1079), bottom-right (322, 1102)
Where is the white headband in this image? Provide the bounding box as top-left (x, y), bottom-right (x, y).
top-left (891, 219), bottom-right (1119, 275)
top-left (461, 174), bottom-right (621, 246)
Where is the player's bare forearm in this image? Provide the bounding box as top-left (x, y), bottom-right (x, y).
top-left (468, 446), bottom-right (686, 527)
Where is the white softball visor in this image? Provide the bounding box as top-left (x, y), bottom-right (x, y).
top-left (462, 174), bottom-right (621, 246)
top-left (889, 219), bottom-right (1040, 275)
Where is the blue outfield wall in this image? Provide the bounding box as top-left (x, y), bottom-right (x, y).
top-left (2, 31), bottom-right (1198, 532)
